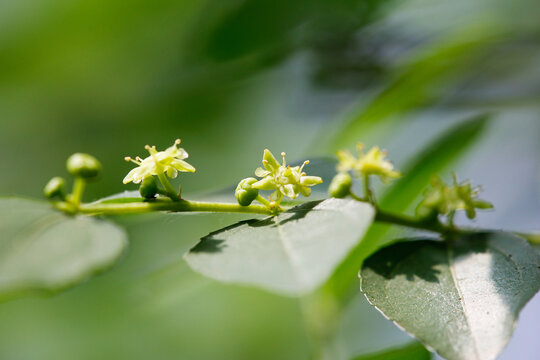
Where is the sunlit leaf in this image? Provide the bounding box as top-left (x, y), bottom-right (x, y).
top-left (360, 232), bottom-right (540, 360)
top-left (185, 199), bottom-right (374, 296)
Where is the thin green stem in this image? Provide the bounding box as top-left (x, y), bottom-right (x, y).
top-left (157, 172), bottom-right (179, 201)
top-left (348, 191), bottom-right (364, 202)
top-left (375, 209), bottom-right (454, 234)
top-left (156, 188), bottom-right (169, 196)
top-left (447, 210), bottom-right (456, 229)
top-left (70, 177), bottom-right (86, 208)
top-left (363, 174), bottom-right (374, 203)
top-left (56, 189), bottom-right (463, 237)
top-left (54, 199), bottom-right (277, 216)
top-left (255, 194), bottom-right (271, 207)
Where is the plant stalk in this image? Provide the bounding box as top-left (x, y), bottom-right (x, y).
top-left (53, 199), bottom-right (276, 216)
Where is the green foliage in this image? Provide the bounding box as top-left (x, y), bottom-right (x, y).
top-left (361, 232), bottom-right (540, 360)
top-left (351, 342), bottom-right (431, 360)
top-left (328, 29), bottom-right (495, 150)
top-left (0, 198), bottom-right (127, 301)
top-left (185, 199), bottom-right (374, 296)
top-left (1, 0), bottom-right (540, 357)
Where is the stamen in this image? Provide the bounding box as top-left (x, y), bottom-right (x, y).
top-left (299, 160), bottom-right (309, 172)
top-left (175, 139), bottom-right (181, 145)
top-left (281, 152), bottom-right (286, 166)
top-left (145, 145), bottom-right (158, 157)
top-left (124, 156), bottom-right (141, 165)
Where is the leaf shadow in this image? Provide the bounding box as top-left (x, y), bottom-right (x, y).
top-left (189, 219), bottom-right (258, 253)
top-left (249, 200), bottom-right (322, 228)
top-left (188, 201), bottom-right (323, 254)
top-left (363, 240), bottom-right (444, 283)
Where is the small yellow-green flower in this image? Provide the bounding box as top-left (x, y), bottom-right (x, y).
top-left (337, 143), bottom-right (401, 183)
top-left (123, 139), bottom-right (195, 184)
top-left (252, 149), bottom-right (322, 202)
top-left (417, 174), bottom-right (493, 220)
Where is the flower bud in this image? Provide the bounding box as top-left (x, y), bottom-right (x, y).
top-left (235, 177), bottom-right (259, 206)
top-left (328, 172), bottom-right (352, 199)
top-left (43, 177), bottom-right (66, 200)
top-left (139, 176), bottom-right (158, 199)
top-left (66, 153), bottom-right (102, 180)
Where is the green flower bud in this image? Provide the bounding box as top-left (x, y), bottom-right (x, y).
top-left (235, 177), bottom-right (259, 206)
top-left (328, 172), bottom-right (352, 199)
top-left (66, 153), bottom-right (102, 180)
top-left (43, 177), bottom-right (66, 200)
top-left (139, 176), bottom-right (158, 199)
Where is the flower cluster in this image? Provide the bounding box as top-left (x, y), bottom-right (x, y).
top-left (123, 139), bottom-right (195, 184)
top-left (337, 143), bottom-right (401, 183)
top-left (251, 149), bottom-right (323, 203)
top-left (417, 174), bottom-right (493, 220)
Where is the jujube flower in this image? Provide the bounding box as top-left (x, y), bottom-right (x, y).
top-left (123, 139), bottom-right (195, 184)
top-left (251, 149), bottom-right (322, 203)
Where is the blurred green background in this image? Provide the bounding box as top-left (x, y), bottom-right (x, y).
top-left (1, 0), bottom-right (540, 359)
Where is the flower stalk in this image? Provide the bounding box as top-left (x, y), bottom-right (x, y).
top-left (53, 199), bottom-right (277, 216)
top-left (44, 139), bottom-right (493, 238)
top-left (157, 172), bottom-right (180, 201)
top-left (70, 177), bottom-right (86, 208)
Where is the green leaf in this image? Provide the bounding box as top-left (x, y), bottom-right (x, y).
top-left (185, 199), bottom-right (374, 296)
top-left (323, 114), bottom-right (489, 303)
top-left (351, 342), bottom-right (431, 360)
top-left (328, 26), bottom-right (495, 150)
top-left (0, 197), bottom-right (128, 300)
top-left (360, 232), bottom-right (540, 360)
top-left (515, 231), bottom-right (540, 245)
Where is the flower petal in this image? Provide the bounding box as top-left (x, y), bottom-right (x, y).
top-left (165, 146), bottom-right (188, 160)
top-left (281, 184), bottom-right (297, 198)
top-left (263, 149), bottom-right (280, 172)
top-left (171, 159), bottom-right (196, 172)
top-left (123, 167), bottom-right (147, 184)
top-left (252, 176), bottom-right (276, 190)
top-left (269, 190), bottom-right (280, 201)
top-left (166, 166), bottom-right (178, 178)
top-left (255, 167), bottom-right (270, 177)
top-left (300, 176), bottom-right (323, 187)
top-left (300, 186), bottom-right (311, 197)
top-left (336, 150), bottom-right (356, 172)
